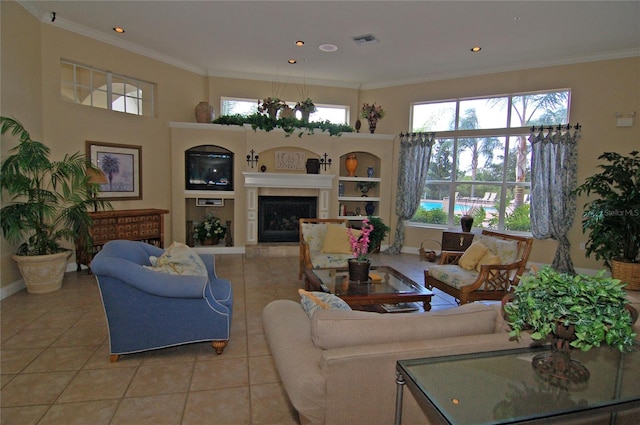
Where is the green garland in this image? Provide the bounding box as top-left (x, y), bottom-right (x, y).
top-left (212, 114), bottom-right (353, 137)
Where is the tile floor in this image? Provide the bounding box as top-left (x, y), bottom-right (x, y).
top-left (1, 253), bottom-right (457, 424)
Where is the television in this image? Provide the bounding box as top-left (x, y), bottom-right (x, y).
top-left (185, 146), bottom-right (234, 191)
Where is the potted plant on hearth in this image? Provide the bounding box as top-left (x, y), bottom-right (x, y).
top-left (574, 151), bottom-right (640, 290)
top-left (193, 213), bottom-right (227, 245)
top-left (0, 116), bottom-right (110, 293)
top-left (504, 266), bottom-right (637, 386)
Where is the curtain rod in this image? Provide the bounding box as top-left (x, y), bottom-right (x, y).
top-left (530, 123), bottom-right (581, 132)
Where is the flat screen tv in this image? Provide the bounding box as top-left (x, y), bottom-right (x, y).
top-left (185, 146), bottom-right (234, 191)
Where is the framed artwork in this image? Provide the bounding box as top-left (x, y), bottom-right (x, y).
top-left (86, 141), bottom-right (142, 200)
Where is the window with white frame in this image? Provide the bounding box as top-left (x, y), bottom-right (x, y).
top-left (410, 89), bottom-right (570, 232)
top-left (60, 60), bottom-right (155, 117)
top-left (220, 97), bottom-right (349, 124)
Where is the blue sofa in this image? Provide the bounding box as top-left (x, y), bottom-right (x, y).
top-left (91, 240), bottom-right (233, 362)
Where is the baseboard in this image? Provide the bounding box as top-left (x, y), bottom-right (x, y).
top-left (1, 279), bottom-right (25, 300)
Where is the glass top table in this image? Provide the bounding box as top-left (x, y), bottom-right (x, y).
top-left (304, 266), bottom-right (433, 311)
top-left (395, 346), bottom-right (640, 424)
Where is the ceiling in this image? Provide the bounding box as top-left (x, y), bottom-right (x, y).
top-left (20, 0), bottom-right (640, 89)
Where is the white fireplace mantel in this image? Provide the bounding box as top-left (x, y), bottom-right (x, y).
top-left (243, 172), bottom-right (335, 189)
top-left (242, 172), bottom-right (335, 244)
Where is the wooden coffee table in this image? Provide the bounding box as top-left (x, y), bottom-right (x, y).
top-left (304, 266), bottom-right (433, 311)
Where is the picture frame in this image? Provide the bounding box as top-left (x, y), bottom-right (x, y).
top-left (86, 141), bottom-right (142, 200)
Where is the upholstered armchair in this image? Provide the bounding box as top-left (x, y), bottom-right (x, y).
top-left (91, 240), bottom-right (233, 362)
top-left (425, 230), bottom-right (533, 305)
top-left (298, 218), bottom-right (352, 279)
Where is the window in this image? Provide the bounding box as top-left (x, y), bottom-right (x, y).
top-left (410, 90), bottom-right (570, 232)
top-left (221, 97), bottom-right (350, 124)
top-left (60, 60), bottom-right (155, 117)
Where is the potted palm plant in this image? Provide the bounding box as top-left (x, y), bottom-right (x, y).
top-left (0, 117), bottom-right (110, 293)
top-left (574, 151), bottom-right (640, 290)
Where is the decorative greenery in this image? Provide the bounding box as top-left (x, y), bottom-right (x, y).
top-left (366, 216), bottom-right (390, 253)
top-left (295, 98), bottom-right (317, 114)
top-left (347, 217), bottom-right (373, 261)
top-left (193, 213), bottom-right (226, 242)
top-left (504, 266), bottom-right (637, 352)
top-left (212, 113), bottom-right (353, 137)
top-left (0, 116), bottom-right (110, 256)
top-left (574, 151), bottom-right (640, 268)
top-left (356, 181), bottom-right (377, 195)
top-left (360, 103), bottom-right (385, 120)
top-left (257, 97), bottom-right (285, 117)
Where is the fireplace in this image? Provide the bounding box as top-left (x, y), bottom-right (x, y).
top-left (258, 196), bottom-right (317, 242)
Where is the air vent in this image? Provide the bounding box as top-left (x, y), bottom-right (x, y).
top-left (352, 34), bottom-right (379, 46)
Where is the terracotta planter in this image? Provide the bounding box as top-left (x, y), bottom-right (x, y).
top-left (13, 251), bottom-right (72, 294)
top-left (201, 238), bottom-right (220, 246)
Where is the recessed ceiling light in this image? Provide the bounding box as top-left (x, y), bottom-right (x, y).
top-left (470, 46), bottom-right (481, 52)
top-left (288, 59), bottom-right (297, 64)
top-left (319, 43), bottom-right (338, 52)
top-left (113, 27), bottom-right (125, 34)
top-left (294, 40), bottom-right (305, 47)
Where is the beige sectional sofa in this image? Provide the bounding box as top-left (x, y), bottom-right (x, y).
top-left (263, 301), bottom-right (538, 425)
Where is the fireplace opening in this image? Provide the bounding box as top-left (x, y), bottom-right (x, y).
top-left (258, 196), bottom-right (317, 242)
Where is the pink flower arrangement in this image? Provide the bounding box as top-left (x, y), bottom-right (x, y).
top-left (347, 218), bottom-right (374, 261)
top-left (360, 103), bottom-right (385, 120)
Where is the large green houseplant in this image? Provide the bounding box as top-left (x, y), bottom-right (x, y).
top-left (574, 151), bottom-right (640, 289)
top-left (504, 266), bottom-right (637, 385)
top-left (0, 116), bottom-right (109, 293)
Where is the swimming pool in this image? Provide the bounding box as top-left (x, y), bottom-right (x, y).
top-left (420, 200), bottom-right (497, 214)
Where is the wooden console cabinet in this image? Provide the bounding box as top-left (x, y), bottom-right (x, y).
top-left (441, 231), bottom-right (475, 252)
top-left (76, 208), bottom-right (169, 270)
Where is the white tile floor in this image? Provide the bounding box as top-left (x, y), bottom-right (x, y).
top-left (1, 253), bottom-right (457, 424)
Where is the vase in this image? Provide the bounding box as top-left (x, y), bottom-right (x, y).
top-left (306, 158), bottom-right (320, 174)
top-left (355, 119), bottom-right (361, 133)
top-left (338, 182), bottom-right (345, 197)
top-left (365, 201), bottom-right (375, 216)
top-left (368, 117), bottom-right (378, 133)
top-left (348, 259), bottom-right (370, 283)
top-left (367, 167), bottom-right (375, 178)
top-left (301, 110), bottom-right (311, 122)
top-left (460, 215), bottom-right (473, 232)
top-left (195, 102), bottom-right (214, 123)
top-left (345, 153), bottom-right (358, 177)
top-left (280, 106), bottom-right (294, 119)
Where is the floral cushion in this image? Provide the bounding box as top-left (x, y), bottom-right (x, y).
top-left (475, 235), bottom-right (519, 264)
top-left (310, 253), bottom-right (353, 269)
top-left (301, 222), bottom-right (331, 252)
top-left (144, 241), bottom-right (208, 277)
top-left (429, 264), bottom-right (479, 289)
top-left (298, 289), bottom-right (351, 318)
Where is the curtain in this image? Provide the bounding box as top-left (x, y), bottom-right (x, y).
top-left (529, 125), bottom-right (580, 273)
top-left (386, 132), bottom-right (435, 254)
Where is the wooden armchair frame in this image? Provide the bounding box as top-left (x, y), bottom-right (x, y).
top-left (425, 230), bottom-right (533, 305)
top-left (298, 218), bottom-right (348, 279)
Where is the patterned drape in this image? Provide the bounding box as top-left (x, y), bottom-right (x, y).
top-left (529, 125), bottom-right (580, 273)
top-left (386, 132), bottom-right (435, 255)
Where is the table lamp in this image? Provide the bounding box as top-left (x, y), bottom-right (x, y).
top-left (86, 168), bottom-right (107, 211)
